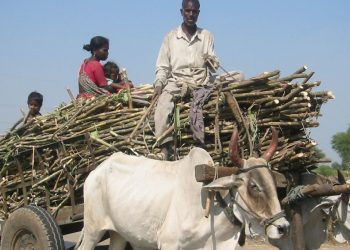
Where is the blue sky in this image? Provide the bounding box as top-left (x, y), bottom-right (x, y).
top-left (0, 1), bottom-right (349, 162)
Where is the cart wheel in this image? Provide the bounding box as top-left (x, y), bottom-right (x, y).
top-left (1, 205), bottom-right (64, 250)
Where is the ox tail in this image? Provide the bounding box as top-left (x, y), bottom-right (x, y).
top-left (73, 228), bottom-right (84, 250)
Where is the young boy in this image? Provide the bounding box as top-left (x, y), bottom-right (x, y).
top-left (103, 61), bottom-right (134, 93)
top-left (26, 91), bottom-right (43, 122)
top-left (10, 91), bottom-right (43, 131)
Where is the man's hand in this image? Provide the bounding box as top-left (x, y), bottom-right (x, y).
top-left (153, 85), bottom-right (162, 99)
top-left (203, 54), bottom-right (220, 73)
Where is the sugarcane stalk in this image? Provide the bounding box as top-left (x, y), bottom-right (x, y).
top-left (128, 95), bottom-right (159, 142)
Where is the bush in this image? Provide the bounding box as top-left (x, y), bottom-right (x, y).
top-left (314, 165), bottom-right (350, 177)
top-left (314, 165), bottom-right (336, 176)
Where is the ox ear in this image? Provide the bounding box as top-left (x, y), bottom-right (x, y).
top-left (310, 198), bottom-right (336, 215)
top-left (203, 175), bottom-right (243, 191)
top-left (337, 169), bottom-right (346, 185)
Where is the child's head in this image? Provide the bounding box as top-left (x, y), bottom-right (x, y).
top-left (27, 91), bottom-right (43, 116)
top-left (104, 61), bottom-right (120, 83)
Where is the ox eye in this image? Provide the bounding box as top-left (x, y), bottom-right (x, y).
top-left (249, 182), bottom-right (260, 192)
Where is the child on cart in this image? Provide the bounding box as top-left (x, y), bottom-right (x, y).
top-left (10, 91), bottom-right (43, 130)
top-left (103, 61), bottom-right (134, 93)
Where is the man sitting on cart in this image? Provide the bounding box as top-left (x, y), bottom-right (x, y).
top-left (151, 0), bottom-right (219, 161)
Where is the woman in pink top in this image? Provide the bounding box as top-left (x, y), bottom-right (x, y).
top-left (78, 36), bottom-right (112, 98)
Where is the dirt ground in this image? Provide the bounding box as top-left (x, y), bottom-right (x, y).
top-left (236, 238), bottom-right (350, 250)
top-left (65, 233), bottom-right (350, 249)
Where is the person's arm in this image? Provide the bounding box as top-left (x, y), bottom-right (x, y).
top-left (10, 117), bottom-right (24, 131)
top-left (154, 35), bottom-right (171, 90)
top-left (109, 81), bottom-right (134, 93)
top-left (93, 62), bottom-right (108, 88)
top-left (205, 32), bottom-right (219, 72)
top-left (207, 33), bottom-right (216, 57)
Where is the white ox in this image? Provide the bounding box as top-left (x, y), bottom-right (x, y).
top-left (331, 182), bottom-right (350, 244)
top-left (268, 174), bottom-right (350, 250)
top-left (75, 128), bottom-right (289, 250)
top-left (268, 196), bottom-right (338, 250)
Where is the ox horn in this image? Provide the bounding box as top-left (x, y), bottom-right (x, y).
top-left (262, 127), bottom-right (278, 161)
top-left (229, 127), bottom-right (244, 168)
top-left (337, 169), bottom-right (346, 185)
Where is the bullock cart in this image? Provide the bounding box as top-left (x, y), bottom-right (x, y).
top-left (0, 66), bottom-right (345, 249)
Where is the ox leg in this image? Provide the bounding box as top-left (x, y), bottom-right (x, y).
top-left (78, 230), bottom-right (106, 250)
top-left (109, 231), bottom-right (128, 250)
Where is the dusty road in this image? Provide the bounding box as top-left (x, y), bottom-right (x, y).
top-left (65, 233), bottom-right (350, 249)
top-left (235, 238), bottom-right (350, 250)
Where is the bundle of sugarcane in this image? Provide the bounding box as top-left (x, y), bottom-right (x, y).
top-left (0, 66), bottom-right (334, 219)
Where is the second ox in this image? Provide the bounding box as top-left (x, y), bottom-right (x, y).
top-left (75, 127), bottom-right (289, 250)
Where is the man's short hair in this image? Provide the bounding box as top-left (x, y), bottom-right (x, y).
top-left (27, 91), bottom-right (43, 106)
top-left (182, 0), bottom-right (200, 9)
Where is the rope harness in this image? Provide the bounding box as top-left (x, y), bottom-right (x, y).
top-left (285, 185), bottom-right (306, 204)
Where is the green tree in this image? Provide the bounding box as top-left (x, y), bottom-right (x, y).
top-left (331, 161), bottom-right (342, 170)
top-left (331, 126), bottom-right (350, 169)
top-left (313, 147), bottom-right (326, 159)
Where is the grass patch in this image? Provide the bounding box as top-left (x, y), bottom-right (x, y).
top-left (314, 165), bottom-right (350, 177)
